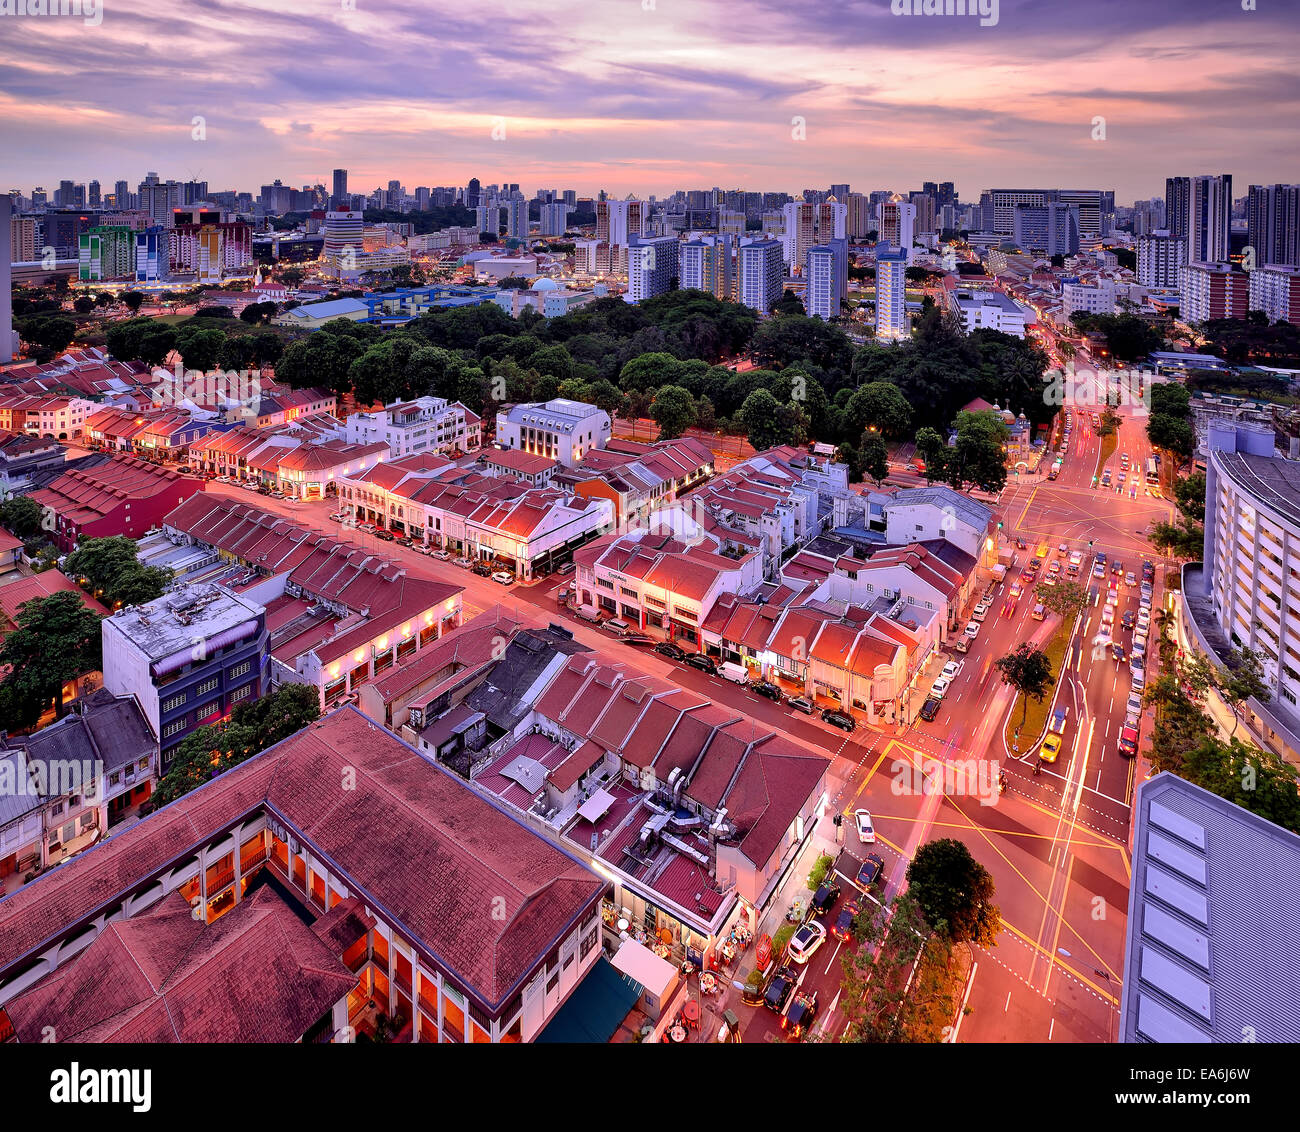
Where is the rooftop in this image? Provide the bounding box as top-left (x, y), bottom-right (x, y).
top-left (103, 581), bottom-right (264, 662)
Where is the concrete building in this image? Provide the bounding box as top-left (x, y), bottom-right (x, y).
top-left (1187, 174), bottom-right (1233, 265)
top-left (947, 289), bottom-right (1030, 337)
top-left (1246, 183), bottom-right (1300, 268)
top-left (626, 236), bottom-right (679, 303)
top-left (1062, 277), bottom-right (1117, 317)
top-left (803, 238), bottom-right (848, 321)
top-left (496, 399), bottom-right (611, 468)
top-left (1012, 202), bottom-right (1079, 256)
top-left (345, 396), bottom-right (481, 458)
top-left (679, 235), bottom-right (734, 301)
top-left (879, 200), bottom-right (916, 257)
top-left (1181, 423), bottom-right (1300, 764)
top-left (737, 238), bottom-right (784, 314)
top-left (1179, 261), bottom-right (1250, 325)
top-left (1248, 263), bottom-right (1300, 326)
top-left (884, 485), bottom-right (997, 566)
top-left (1119, 772), bottom-right (1300, 1043)
top-left (781, 201), bottom-right (816, 274)
top-left (874, 244), bottom-right (910, 341)
top-left (1, 196), bottom-right (13, 364)
top-left (1137, 229), bottom-right (1187, 289)
top-left (101, 582), bottom-right (269, 772)
top-left (321, 210), bottom-right (364, 276)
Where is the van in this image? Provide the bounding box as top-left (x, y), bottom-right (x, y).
top-left (575, 608), bottom-right (602, 625)
top-left (719, 661), bottom-right (749, 685)
top-left (605, 618), bottom-right (631, 635)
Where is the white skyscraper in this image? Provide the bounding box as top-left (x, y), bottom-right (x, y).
top-left (781, 202), bottom-right (816, 274)
top-left (879, 200), bottom-right (916, 261)
top-left (1188, 175), bottom-right (1232, 265)
top-left (0, 195), bottom-right (12, 364)
top-left (875, 244), bottom-right (909, 341)
top-left (738, 238), bottom-right (784, 314)
top-left (1137, 230), bottom-right (1187, 289)
top-left (804, 238), bottom-right (848, 321)
top-left (626, 236), bottom-right (679, 303)
top-left (541, 202), bottom-right (571, 237)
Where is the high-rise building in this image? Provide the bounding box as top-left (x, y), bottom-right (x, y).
top-left (321, 210), bottom-right (364, 274)
top-left (923, 181), bottom-right (957, 210)
top-left (181, 180), bottom-right (208, 205)
top-left (1246, 184), bottom-right (1300, 268)
top-left (781, 201), bottom-right (816, 274)
top-left (626, 235), bottom-right (679, 302)
top-left (879, 199), bottom-right (916, 257)
top-left (414, 187), bottom-right (430, 211)
top-left (1179, 260), bottom-right (1249, 324)
top-left (9, 213), bottom-right (36, 262)
top-left (816, 199), bottom-right (847, 241)
top-left (1012, 202), bottom-right (1080, 256)
top-left (1188, 175), bottom-right (1233, 265)
top-left (504, 196), bottom-right (528, 240)
top-left (981, 189), bottom-right (1112, 237)
top-left (845, 193), bottom-right (872, 240)
top-left (466, 178), bottom-right (482, 209)
top-left (829, 183), bottom-right (851, 200)
top-left (0, 196), bottom-right (12, 365)
top-left (875, 244), bottom-right (910, 341)
top-left (30, 187), bottom-right (46, 209)
top-left (596, 198), bottom-right (647, 246)
top-left (679, 234), bottom-right (734, 300)
top-left (57, 180), bottom-right (75, 207)
top-left (78, 226), bottom-right (136, 281)
top-left (562, 189), bottom-right (576, 208)
top-left (540, 202), bottom-right (571, 237)
top-left (113, 179), bottom-right (132, 210)
top-left (332, 168), bottom-right (348, 205)
top-left (1165, 176), bottom-right (1191, 243)
top-left (169, 214), bottom-right (253, 282)
top-left (737, 238), bottom-right (784, 314)
top-left (804, 238), bottom-right (848, 321)
top-left (909, 192), bottom-right (936, 236)
top-left (134, 226), bottom-right (166, 281)
top-left (1248, 264), bottom-right (1300, 325)
top-left (1137, 229), bottom-right (1186, 288)
top-left (88, 180), bottom-right (101, 208)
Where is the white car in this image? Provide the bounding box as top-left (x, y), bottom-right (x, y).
top-left (930, 676), bottom-right (951, 700)
top-left (854, 809), bottom-right (876, 843)
top-left (964, 621), bottom-right (981, 639)
top-left (788, 920), bottom-right (827, 965)
top-left (941, 660), bottom-right (963, 681)
top-left (1127, 691), bottom-right (1144, 718)
top-left (491, 570), bottom-right (514, 585)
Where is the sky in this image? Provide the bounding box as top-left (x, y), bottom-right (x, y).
top-left (2, 0), bottom-right (1297, 205)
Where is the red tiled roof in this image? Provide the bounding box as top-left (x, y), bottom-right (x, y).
top-left (0, 570), bottom-right (108, 625)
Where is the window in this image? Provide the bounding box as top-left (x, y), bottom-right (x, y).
top-left (546, 971), bottom-right (559, 995)
top-left (108, 772), bottom-right (120, 787)
top-left (229, 683), bottom-right (252, 704)
top-left (163, 719), bottom-right (187, 738)
top-left (137, 757), bottom-right (149, 772)
top-left (229, 660), bottom-right (252, 680)
top-left (197, 676), bottom-right (219, 696)
top-left (580, 927), bottom-right (598, 960)
top-left (161, 693), bottom-right (186, 712)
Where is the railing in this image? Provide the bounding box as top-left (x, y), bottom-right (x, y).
top-left (206, 866), bottom-right (235, 894)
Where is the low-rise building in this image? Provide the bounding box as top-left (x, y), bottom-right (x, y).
top-left (947, 288), bottom-right (1030, 336)
top-left (345, 396), bottom-right (481, 458)
top-left (496, 399), bottom-right (611, 468)
top-left (482, 447), bottom-right (558, 487)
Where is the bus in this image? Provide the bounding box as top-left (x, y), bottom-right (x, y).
top-left (1146, 456), bottom-right (1160, 486)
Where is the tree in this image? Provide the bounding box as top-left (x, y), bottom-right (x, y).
top-left (739, 388), bottom-right (783, 451)
top-left (154, 683), bottom-right (321, 806)
top-left (861, 434), bottom-right (889, 486)
top-left (73, 295), bottom-right (95, 315)
top-left (649, 385), bottom-right (698, 441)
top-left (1174, 471), bottom-right (1207, 525)
top-left (1037, 579), bottom-right (1089, 619)
top-left (940, 411), bottom-right (1009, 495)
top-left (995, 642), bottom-right (1053, 728)
top-left (121, 291), bottom-right (145, 313)
top-left (1216, 646), bottom-right (1269, 737)
top-left (913, 427), bottom-right (945, 482)
top-left (905, 838), bottom-right (1001, 946)
top-left (1149, 518), bottom-right (1204, 559)
top-left (845, 382), bottom-right (913, 438)
top-left (1147, 412), bottom-right (1194, 465)
top-left (20, 315), bottom-right (77, 354)
top-left (0, 590), bottom-right (102, 724)
top-left (618, 351), bottom-right (681, 393)
top-left (175, 327), bottom-right (228, 372)
top-left (0, 496), bottom-right (42, 539)
top-left (64, 535), bottom-right (170, 610)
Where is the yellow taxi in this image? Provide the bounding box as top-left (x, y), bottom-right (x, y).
top-left (1040, 733), bottom-right (1063, 764)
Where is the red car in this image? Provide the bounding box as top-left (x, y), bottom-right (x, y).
top-left (1002, 598), bottom-right (1017, 617)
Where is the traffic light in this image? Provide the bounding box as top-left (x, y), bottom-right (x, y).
top-left (998, 520), bottom-right (1004, 530)
top-left (1089, 539), bottom-right (1094, 549)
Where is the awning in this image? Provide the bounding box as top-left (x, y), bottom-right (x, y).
top-left (612, 939), bottom-right (677, 999)
top-left (576, 787), bottom-right (616, 824)
top-left (535, 956), bottom-right (640, 1044)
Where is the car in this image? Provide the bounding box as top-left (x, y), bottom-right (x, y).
top-left (374, 529), bottom-right (395, 541)
top-left (1140, 581), bottom-right (1153, 599)
top-left (971, 604), bottom-right (988, 623)
top-left (1095, 552), bottom-right (1107, 564)
top-left (953, 637), bottom-right (970, 655)
top-left (855, 809), bottom-right (876, 842)
top-left (1118, 724), bottom-right (1139, 758)
top-left (1122, 610), bottom-right (1137, 630)
top-left (1032, 602), bottom-right (1046, 621)
top-left (471, 561), bottom-right (494, 576)
top-left (788, 695), bottom-right (815, 715)
top-left (1058, 542), bottom-right (1067, 554)
top-left (1111, 560), bottom-right (1123, 576)
top-left (1040, 733), bottom-right (1063, 764)
top-left (783, 989), bottom-right (819, 1040)
top-left (654, 641), bottom-right (687, 661)
top-left (1136, 610), bottom-right (1151, 630)
top-left (1118, 473), bottom-right (1127, 484)
top-left (964, 621), bottom-right (980, 639)
top-left (918, 696), bottom-right (942, 722)
top-left (491, 570), bottom-right (514, 585)
top-left (622, 632), bottom-right (655, 646)
top-left (811, 881), bottom-right (841, 916)
top-left (1093, 562), bottom-right (1106, 578)
top-left (425, 549), bottom-right (449, 561)
top-left (831, 899), bottom-right (861, 942)
top-left (941, 660), bottom-right (963, 681)
top-left (1132, 633), bottom-right (1147, 656)
top-left (452, 556), bottom-right (472, 568)
top-left (1142, 561), bottom-right (1155, 582)
top-left (1127, 691), bottom-right (1144, 718)
top-left (1048, 561), bottom-right (1062, 575)
top-left (857, 853), bottom-right (885, 888)
top-left (1101, 605), bottom-right (1114, 624)
top-left (1131, 669), bottom-right (1146, 694)
top-left (752, 680), bottom-right (783, 702)
top-left (1001, 598), bottom-right (1016, 618)
top-left (1112, 643), bottom-right (1127, 662)
top-left (1041, 575), bottom-right (1057, 588)
top-left (763, 966), bottom-right (797, 1013)
top-left (929, 676), bottom-right (951, 700)
top-left (684, 654), bottom-right (718, 675)
top-left (1009, 582), bottom-right (1023, 600)
top-left (327, 511), bottom-right (346, 522)
top-left (397, 536), bottom-right (414, 547)
top-left (821, 708), bottom-right (856, 732)
top-left (788, 920), bottom-right (828, 965)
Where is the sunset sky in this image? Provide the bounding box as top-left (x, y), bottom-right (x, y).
top-left (3, 0), bottom-right (1297, 202)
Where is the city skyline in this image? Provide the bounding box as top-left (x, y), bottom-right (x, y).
top-left (3, 0), bottom-right (1298, 201)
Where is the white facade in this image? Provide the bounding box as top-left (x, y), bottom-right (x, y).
top-left (495, 398), bottom-right (612, 468)
top-left (626, 236), bottom-right (679, 303)
top-left (540, 202), bottom-right (570, 237)
top-left (1137, 230), bottom-right (1186, 289)
top-left (875, 245), bottom-right (909, 341)
top-left (344, 397), bottom-right (480, 458)
top-left (884, 488), bottom-right (994, 564)
top-left (1248, 263), bottom-right (1300, 325)
top-left (737, 239), bottom-right (784, 313)
top-left (1062, 278), bottom-right (1117, 317)
top-left (803, 239), bottom-right (847, 321)
top-left (879, 200), bottom-right (916, 258)
top-left (948, 289), bottom-right (1028, 337)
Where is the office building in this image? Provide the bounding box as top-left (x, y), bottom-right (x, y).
top-left (679, 234), bottom-right (734, 300)
top-left (1188, 175), bottom-right (1233, 265)
top-left (1179, 260), bottom-right (1249, 324)
top-left (982, 188), bottom-right (1112, 237)
top-left (909, 192), bottom-right (936, 237)
top-left (496, 399), bottom-right (611, 467)
top-left (1012, 202), bottom-right (1080, 255)
top-left (321, 210), bottom-right (364, 274)
top-left (875, 244), bottom-right (910, 341)
top-left (101, 583), bottom-right (268, 770)
top-left (540, 202), bottom-right (570, 237)
top-left (1062, 277), bottom-right (1117, 316)
top-left (503, 196), bottom-right (528, 240)
top-left (331, 168), bottom-right (347, 205)
top-left (737, 238), bottom-right (784, 314)
top-left (0, 197), bottom-right (11, 364)
top-left (1165, 176), bottom-right (1191, 246)
top-left (1246, 183), bottom-right (1300, 268)
top-left (803, 238), bottom-right (848, 320)
top-left (113, 179), bottom-right (131, 210)
top-left (1137, 229), bottom-right (1187, 288)
top-left (845, 192), bottom-right (872, 240)
top-left (626, 235), bottom-right (678, 303)
top-left (829, 183), bottom-right (851, 200)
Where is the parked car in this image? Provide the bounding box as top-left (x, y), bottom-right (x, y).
top-left (788, 920), bottom-right (827, 965)
top-left (964, 621), bottom-right (981, 639)
top-left (556, 561), bottom-right (577, 576)
top-left (952, 638), bottom-right (970, 655)
top-left (1142, 561), bottom-right (1155, 582)
top-left (929, 676), bottom-right (951, 700)
top-left (788, 696), bottom-right (815, 715)
top-left (810, 882), bottom-right (840, 917)
top-left (655, 641), bottom-right (687, 661)
top-left (857, 853), bottom-right (885, 888)
top-left (1125, 572), bottom-right (1137, 587)
top-left (763, 966), bottom-right (797, 1013)
top-left (1118, 724), bottom-right (1139, 758)
top-left (919, 697), bottom-right (942, 722)
top-left (431, 549), bottom-right (451, 560)
top-left (684, 654), bottom-right (718, 675)
top-left (491, 570), bottom-right (514, 585)
top-left (855, 809), bottom-right (875, 842)
top-left (622, 632), bottom-right (655, 646)
top-left (327, 511), bottom-right (346, 522)
top-left (397, 537), bottom-right (414, 547)
top-left (1127, 691), bottom-right (1144, 719)
top-left (752, 681), bottom-right (783, 702)
top-left (452, 556), bottom-right (473, 568)
top-left (374, 529), bottom-right (395, 541)
top-left (821, 708), bottom-right (856, 732)
top-left (941, 660), bottom-right (963, 681)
